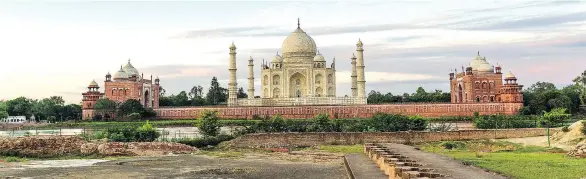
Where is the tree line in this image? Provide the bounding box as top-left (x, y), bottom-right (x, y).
top-left (0, 96), bottom-right (81, 122)
top-left (158, 76), bottom-right (247, 107)
top-left (367, 87), bottom-right (451, 104)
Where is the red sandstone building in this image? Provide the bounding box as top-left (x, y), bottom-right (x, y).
top-left (82, 60), bottom-right (160, 119)
top-left (449, 52), bottom-right (523, 104)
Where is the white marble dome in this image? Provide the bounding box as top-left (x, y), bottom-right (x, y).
top-left (114, 66), bottom-right (128, 79)
top-left (505, 71), bottom-right (516, 79)
top-left (313, 51), bottom-right (325, 62)
top-left (123, 59), bottom-right (139, 77)
top-left (281, 26), bottom-right (317, 60)
top-left (89, 80), bottom-right (99, 87)
top-left (470, 53), bottom-right (493, 73)
top-left (272, 53), bottom-right (283, 63)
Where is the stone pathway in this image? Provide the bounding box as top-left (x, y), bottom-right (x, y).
top-left (344, 154), bottom-right (387, 179)
top-left (381, 143), bottom-right (506, 179)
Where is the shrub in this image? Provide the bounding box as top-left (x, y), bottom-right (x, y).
top-left (308, 113), bottom-right (333, 132)
top-left (440, 141), bottom-right (465, 150)
top-left (562, 125), bottom-right (570, 132)
top-left (174, 134), bottom-right (234, 148)
top-left (105, 126), bottom-right (137, 142)
top-left (126, 113), bottom-right (142, 121)
top-left (140, 108), bottom-right (157, 118)
top-left (196, 110), bottom-right (220, 137)
top-left (541, 108), bottom-right (571, 127)
top-left (135, 121), bottom-right (160, 142)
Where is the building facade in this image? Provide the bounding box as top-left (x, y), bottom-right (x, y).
top-left (449, 52), bottom-right (523, 103)
top-left (228, 19), bottom-right (367, 106)
top-left (82, 60), bottom-right (160, 119)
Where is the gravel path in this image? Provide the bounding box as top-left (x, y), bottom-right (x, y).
top-left (0, 155), bottom-right (346, 179)
top-left (381, 143), bottom-right (506, 179)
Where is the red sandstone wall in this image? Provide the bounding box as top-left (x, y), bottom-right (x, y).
top-left (226, 128), bottom-right (555, 148)
top-left (152, 103), bottom-right (523, 119)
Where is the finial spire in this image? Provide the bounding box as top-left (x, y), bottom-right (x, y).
top-left (297, 17), bottom-right (300, 28)
top-left (477, 50), bottom-right (480, 56)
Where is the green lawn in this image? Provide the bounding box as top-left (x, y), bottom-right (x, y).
top-left (419, 141), bottom-right (586, 179)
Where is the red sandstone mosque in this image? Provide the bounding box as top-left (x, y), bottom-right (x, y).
top-left (81, 20), bottom-right (524, 120)
top-left (82, 60), bottom-right (160, 119)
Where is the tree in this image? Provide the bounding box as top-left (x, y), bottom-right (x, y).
top-left (59, 104), bottom-right (82, 121)
top-left (94, 98), bottom-right (117, 120)
top-left (560, 84), bottom-right (582, 113)
top-left (0, 101), bottom-right (8, 119)
top-left (159, 96), bottom-right (173, 106)
top-left (196, 110), bottom-right (220, 137)
top-left (572, 70), bottom-right (586, 105)
top-left (159, 86), bottom-right (166, 97)
top-left (188, 85), bottom-right (204, 99)
top-left (6, 97), bottom-right (34, 117)
top-left (206, 77), bottom-right (227, 105)
top-left (117, 99), bottom-right (145, 118)
top-left (237, 87), bottom-right (248, 98)
top-left (173, 91), bottom-right (190, 106)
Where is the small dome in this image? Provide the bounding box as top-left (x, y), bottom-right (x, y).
top-left (313, 51), bottom-right (325, 62)
top-left (114, 66), bottom-right (128, 79)
top-left (123, 59), bottom-right (139, 77)
top-left (281, 19), bottom-right (317, 60)
top-left (272, 52), bottom-right (283, 63)
top-left (505, 71), bottom-right (517, 79)
top-left (229, 41), bottom-right (236, 49)
top-left (356, 38), bottom-right (363, 47)
top-left (89, 80), bottom-right (99, 87)
top-left (470, 52), bottom-right (493, 73)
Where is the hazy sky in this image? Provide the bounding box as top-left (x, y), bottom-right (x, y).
top-left (1, 1), bottom-right (585, 104)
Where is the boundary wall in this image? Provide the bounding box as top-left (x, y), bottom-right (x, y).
top-left (152, 103), bottom-right (523, 119)
top-left (225, 128), bottom-right (554, 148)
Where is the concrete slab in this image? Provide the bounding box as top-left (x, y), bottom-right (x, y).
top-left (344, 154), bottom-right (387, 179)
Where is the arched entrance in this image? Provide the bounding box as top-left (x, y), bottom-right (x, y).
top-left (290, 73), bottom-right (306, 98)
top-left (315, 87), bottom-right (323, 97)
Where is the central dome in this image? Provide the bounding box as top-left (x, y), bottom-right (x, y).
top-left (470, 52), bottom-right (494, 73)
top-left (281, 20), bottom-right (317, 61)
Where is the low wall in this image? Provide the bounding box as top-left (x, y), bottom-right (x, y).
top-left (225, 128), bottom-right (555, 148)
top-left (147, 103), bottom-right (523, 119)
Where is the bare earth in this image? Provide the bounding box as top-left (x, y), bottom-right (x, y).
top-left (0, 151), bottom-right (347, 179)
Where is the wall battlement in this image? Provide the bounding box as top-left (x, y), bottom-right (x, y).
top-left (144, 102), bottom-right (523, 119)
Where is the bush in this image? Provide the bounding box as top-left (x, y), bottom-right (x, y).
top-left (562, 125), bottom-right (570, 132)
top-left (440, 141), bottom-right (465, 150)
top-left (174, 134), bottom-right (234, 148)
top-left (136, 121), bottom-right (160, 142)
top-left (126, 113), bottom-right (142, 121)
top-left (196, 110), bottom-right (220, 137)
top-left (473, 115), bottom-right (539, 129)
top-left (141, 108), bottom-right (157, 118)
top-left (366, 113), bottom-right (426, 132)
top-left (308, 114), bottom-right (333, 132)
top-left (541, 108), bottom-right (571, 127)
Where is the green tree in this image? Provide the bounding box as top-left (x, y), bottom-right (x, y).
top-left (117, 99), bottom-right (145, 118)
top-left (0, 101), bottom-right (8, 119)
top-left (94, 98), bottom-right (117, 120)
top-left (206, 77), bottom-right (227, 105)
top-left (237, 87), bottom-right (248, 98)
top-left (572, 70), bottom-right (586, 105)
top-left (560, 84), bottom-right (582, 113)
top-left (196, 110), bottom-right (220, 137)
top-left (159, 96), bottom-right (173, 106)
top-left (6, 97), bottom-right (34, 117)
top-left (60, 104), bottom-right (82, 121)
top-left (172, 91), bottom-right (190, 106)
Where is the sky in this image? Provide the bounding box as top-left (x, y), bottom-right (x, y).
top-left (0, 0), bottom-right (585, 104)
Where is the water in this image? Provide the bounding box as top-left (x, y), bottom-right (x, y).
top-left (0, 127), bottom-right (240, 139)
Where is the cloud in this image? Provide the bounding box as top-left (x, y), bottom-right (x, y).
top-left (169, 26), bottom-right (274, 39)
top-left (465, 12), bottom-right (586, 30)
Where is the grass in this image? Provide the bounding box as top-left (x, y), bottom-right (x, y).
top-left (419, 140), bottom-right (586, 179)
top-left (197, 150), bottom-right (244, 158)
top-left (0, 156), bottom-right (28, 162)
top-left (317, 145), bottom-right (363, 154)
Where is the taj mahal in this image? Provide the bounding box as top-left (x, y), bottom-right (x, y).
top-left (227, 19), bottom-right (367, 106)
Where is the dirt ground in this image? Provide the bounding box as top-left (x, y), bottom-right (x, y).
top-left (0, 150), bottom-right (347, 179)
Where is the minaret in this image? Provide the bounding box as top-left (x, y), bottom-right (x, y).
top-left (356, 39), bottom-right (366, 100)
top-left (247, 56), bottom-right (255, 99)
top-left (228, 42), bottom-right (238, 106)
top-left (351, 53), bottom-right (358, 97)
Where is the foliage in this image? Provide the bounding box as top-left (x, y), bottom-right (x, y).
top-left (79, 131), bottom-right (107, 141)
top-left (367, 87), bottom-right (450, 104)
top-left (126, 113), bottom-right (142, 121)
top-left (572, 70), bottom-right (586, 105)
top-left (473, 115), bottom-right (540, 129)
top-left (308, 114), bottom-right (334, 132)
top-left (93, 98), bottom-right (117, 119)
top-left (583, 121), bottom-right (586, 135)
top-left (196, 110), bottom-right (221, 137)
top-left (105, 121), bottom-right (160, 142)
top-left (6, 97), bottom-right (34, 117)
top-left (140, 108), bottom-right (157, 118)
top-left (523, 81), bottom-right (582, 115)
top-left (237, 87), bottom-right (248, 98)
top-left (206, 77), bottom-right (228, 105)
top-left (541, 108), bottom-right (571, 126)
top-left (420, 141), bottom-right (586, 179)
top-left (317, 145), bottom-right (363, 154)
top-left (0, 101), bottom-right (8, 119)
top-left (117, 99), bottom-right (144, 117)
top-left (366, 113), bottom-right (427, 132)
top-left (439, 141), bottom-right (465, 150)
top-left (172, 134), bottom-right (234, 148)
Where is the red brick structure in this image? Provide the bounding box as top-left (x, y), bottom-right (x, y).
top-left (82, 59), bottom-right (160, 120)
top-left (153, 102), bottom-right (522, 119)
top-left (449, 52), bottom-right (523, 103)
